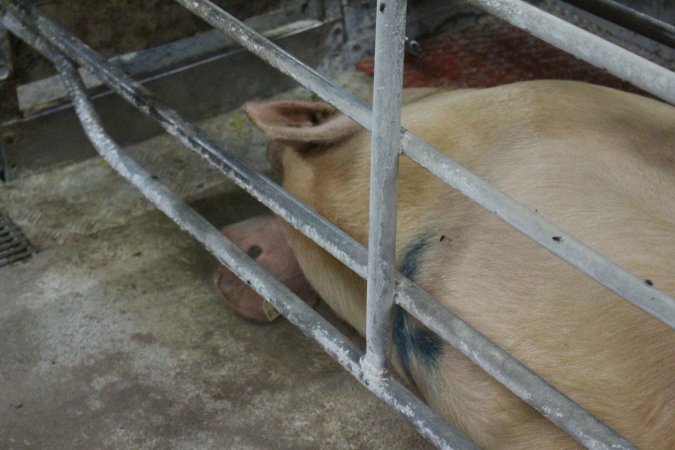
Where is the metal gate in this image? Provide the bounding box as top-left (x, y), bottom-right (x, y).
top-left (1, 0), bottom-right (673, 448)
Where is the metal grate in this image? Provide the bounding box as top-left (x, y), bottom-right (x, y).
top-left (0, 212), bottom-right (33, 267)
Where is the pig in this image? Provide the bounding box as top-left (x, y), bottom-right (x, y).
top-left (213, 215), bottom-right (320, 323)
top-left (242, 80), bottom-right (675, 449)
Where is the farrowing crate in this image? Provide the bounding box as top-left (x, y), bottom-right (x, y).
top-left (1, 0), bottom-right (672, 448)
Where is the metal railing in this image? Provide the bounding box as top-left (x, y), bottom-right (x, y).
top-left (1, 0), bottom-right (673, 448)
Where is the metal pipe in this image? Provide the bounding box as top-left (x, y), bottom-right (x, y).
top-left (0, 3), bottom-right (654, 447)
top-left (560, 0), bottom-right (675, 48)
top-left (166, 0), bottom-right (675, 331)
top-left (463, 0), bottom-right (675, 104)
top-left (0, 21), bottom-right (11, 80)
top-left (363, 0), bottom-right (407, 376)
top-left (9, 19), bottom-right (473, 449)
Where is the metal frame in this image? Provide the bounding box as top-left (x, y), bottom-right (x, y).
top-left (1, 8), bottom-right (335, 179)
top-left (1, 0), bottom-right (673, 448)
top-left (363, 0), bottom-right (407, 376)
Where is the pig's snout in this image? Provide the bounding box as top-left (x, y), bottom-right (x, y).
top-left (213, 216), bottom-right (320, 323)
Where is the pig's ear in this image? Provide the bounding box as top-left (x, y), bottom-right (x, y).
top-left (242, 100), bottom-right (360, 144)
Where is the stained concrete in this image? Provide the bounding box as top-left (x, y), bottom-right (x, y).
top-left (0, 70), bottom-right (432, 449)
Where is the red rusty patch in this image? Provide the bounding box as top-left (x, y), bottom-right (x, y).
top-left (356, 17), bottom-right (646, 94)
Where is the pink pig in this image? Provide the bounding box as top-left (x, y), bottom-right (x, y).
top-left (213, 215), bottom-right (319, 323)
top-left (242, 81), bottom-right (675, 449)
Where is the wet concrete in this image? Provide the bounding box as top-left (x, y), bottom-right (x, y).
top-left (0, 70), bottom-right (431, 449)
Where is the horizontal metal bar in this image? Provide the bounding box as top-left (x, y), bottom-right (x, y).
top-left (464, 0), bottom-right (674, 103)
top-left (0, 248), bottom-right (31, 265)
top-left (14, 21), bottom-right (473, 449)
top-left (0, 240), bottom-right (27, 253)
top-left (2, 20), bottom-right (331, 179)
top-left (0, 3), bottom-right (651, 448)
top-left (363, 0), bottom-right (407, 375)
top-left (0, 240), bottom-right (27, 257)
top-left (559, 0), bottom-right (675, 48)
top-left (170, 0), bottom-right (675, 330)
top-left (16, 19), bottom-right (321, 113)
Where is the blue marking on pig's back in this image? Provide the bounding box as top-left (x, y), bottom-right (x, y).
top-left (399, 237), bottom-right (428, 281)
top-left (394, 235), bottom-right (444, 385)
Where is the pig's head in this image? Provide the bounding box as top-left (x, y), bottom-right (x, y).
top-left (241, 89), bottom-right (443, 336)
top-left (242, 99), bottom-right (370, 334)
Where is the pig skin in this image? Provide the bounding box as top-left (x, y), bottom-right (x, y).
top-left (213, 216), bottom-right (320, 323)
top-left (243, 80), bottom-right (675, 449)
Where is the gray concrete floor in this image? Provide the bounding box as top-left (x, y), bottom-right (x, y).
top-left (0, 71), bottom-right (431, 449)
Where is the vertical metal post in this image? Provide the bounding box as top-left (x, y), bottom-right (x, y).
top-left (0, 19), bottom-right (18, 181)
top-left (362, 0), bottom-right (407, 375)
top-left (0, 21), bottom-right (11, 80)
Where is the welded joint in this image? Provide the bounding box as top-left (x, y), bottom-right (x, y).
top-left (360, 353), bottom-right (389, 379)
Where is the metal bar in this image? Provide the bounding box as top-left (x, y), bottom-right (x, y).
top-left (10, 20), bottom-right (473, 449)
top-left (0, 240), bottom-right (26, 257)
top-left (16, 19), bottom-right (322, 113)
top-left (463, 0), bottom-right (675, 104)
top-left (0, 248), bottom-right (31, 265)
top-left (166, 0), bottom-right (675, 331)
top-left (3, 22), bottom-right (331, 180)
top-left (560, 0), bottom-right (675, 48)
top-left (0, 238), bottom-right (27, 252)
top-left (0, 20), bottom-right (11, 80)
top-left (363, 0), bottom-right (407, 375)
top-left (0, 4), bottom-right (652, 448)
top-left (0, 16), bottom-right (18, 129)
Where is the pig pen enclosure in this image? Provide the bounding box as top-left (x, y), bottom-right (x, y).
top-left (0, 0), bottom-right (673, 448)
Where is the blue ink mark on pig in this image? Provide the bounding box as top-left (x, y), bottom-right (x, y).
top-left (393, 235), bottom-right (444, 385)
top-left (399, 236), bottom-right (429, 281)
top-left (394, 308), bottom-right (444, 384)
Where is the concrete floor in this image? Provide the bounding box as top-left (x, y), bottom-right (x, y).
top-left (0, 71), bottom-right (431, 449)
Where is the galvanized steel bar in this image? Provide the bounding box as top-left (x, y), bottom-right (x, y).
top-left (0, 2), bottom-right (660, 448)
top-left (464, 0), bottom-right (675, 104)
top-left (363, 0), bottom-right (407, 375)
top-left (9, 20), bottom-right (474, 448)
top-left (169, 0), bottom-right (675, 331)
top-left (562, 0), bottom-right (675, 47)
top-left (0, 21), bottom-right (11, 80)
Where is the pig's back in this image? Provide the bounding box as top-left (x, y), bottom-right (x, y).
top-left (396, 81), bottom-right (674, 448)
